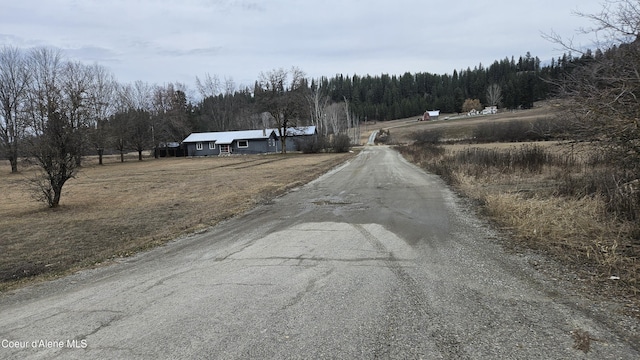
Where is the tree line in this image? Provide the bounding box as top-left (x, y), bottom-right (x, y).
top-left (0, 47), bottom-right (359, 207)
top-left (0, 47), bottom-right (202, 206)
top-left (315, 51), bottom-right (589, 121)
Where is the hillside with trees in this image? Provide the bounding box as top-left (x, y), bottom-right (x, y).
top-left (316, 52), bottom-right (553, 121)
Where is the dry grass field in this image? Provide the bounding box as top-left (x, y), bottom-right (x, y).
top-left (382, 100), bottom-right (561, 145)
top-left (396, 103), bottom-right (640, 316)
top-left (0, 152), bottom-right (354, 290)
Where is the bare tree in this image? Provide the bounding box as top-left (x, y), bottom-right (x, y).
top-left (326, 102), bottom-right (342, 136)
top-left (59, 60), bottom-right (94, 166)
top-left (86, 64), bottom-right (116, 165)
top-left (547, 0), bottom-right (640, 220)
top-left (323, 99), bottom-right (359, 147)
top-left (107, 108), bottom-right (152, 162)
top-left (196, 73), bottom-right (230, 131)
top-left (0, 46), bottom-right (31, 173)
top-left (195, 73), bottom-right (221, 98)
top-left (128, 108), bottom-right (152, 161)
top-left (116, 81), bottom-right (153, 112)
top-left (112, 81), bottom-right (154, 157)
top-left (25, 47), bottom-right (80, 208)
top-left (196, 73), bottom-right (222, 130)
top-left (152, 83), bottom-right (192, 149)
top-left (486, 83), bottom-right (503, 108)
top-left (550, 0), bottom-right (640, 160)
top-left (308, 85), bottom-right (329, 137)
top-left (223, 76), bottom-right (236, 96)
top-left (108, 110), bottom-right (129, 163)
top-left (343, 97), bottom-right (360, 145)
top-left (256, 67), bottom-right (308, 153)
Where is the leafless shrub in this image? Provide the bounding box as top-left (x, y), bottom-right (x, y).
top-left (331, 133), bottom-right (352, 153)
top-left (298, 135), bottom-right (328, 153)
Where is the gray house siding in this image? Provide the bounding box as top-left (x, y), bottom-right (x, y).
top-left (186, 141), bottom-right (219, 156)
top-left (184, 132), bottom-right (278, 156)
top-left (273, 126), bottom-right (318, 152)
top-left (288, 136), bottom-right (316, 151)
top-left (230, 137), bottom-right (278, 154)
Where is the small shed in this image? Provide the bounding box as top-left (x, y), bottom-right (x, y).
top-left (156, 142), bottom-right (185, 157)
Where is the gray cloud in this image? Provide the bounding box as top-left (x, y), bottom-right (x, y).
top-left (1, 0), bottom-right (605, 87)
top-left (155, 46), bottom-right (224, 57)
top-left (63, 46), bottom-right (121, 63)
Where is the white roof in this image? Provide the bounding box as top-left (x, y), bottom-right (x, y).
top-left (183, 129), bottom-right (274, 145)
top-left (183, 126), bottom-right (317, 145)
top-left (270, 126), bottom-right (317, 136)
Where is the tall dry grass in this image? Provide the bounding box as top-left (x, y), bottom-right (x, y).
top-left (399, 142), bottom-right (640, 308)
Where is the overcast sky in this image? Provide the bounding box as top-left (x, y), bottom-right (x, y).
top-left (1, 0), bottom-right (605, 91)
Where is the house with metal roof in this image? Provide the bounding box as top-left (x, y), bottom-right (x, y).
top-left (182, 129), bottom-right (278, 156)
top-left (182, 126), bottom-right (318, 156)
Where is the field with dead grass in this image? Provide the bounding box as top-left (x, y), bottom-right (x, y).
top-left (374, 100), bottom-right (562, 145)
top-left (0, 152), bottom-right (354, 290)
top-left (396, 104), bottom-right (640, 316)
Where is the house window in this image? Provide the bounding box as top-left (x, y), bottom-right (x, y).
top-left (196, 142), bottom-right (203, 151)
top-left (220, 144), bottom-right (230, 153)
top-left (209, 142), bottom-right (215, 150)
top-left (269, 139), bottom-right (276, 147)
top-left (237, 140), bottom-right (249, 148)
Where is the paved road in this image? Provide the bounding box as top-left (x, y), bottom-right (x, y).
top-left (1, 146), bottom-right (638, 359)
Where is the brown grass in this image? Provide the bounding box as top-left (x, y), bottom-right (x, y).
top-left (384, 100), bottom-right (562, 144)
top-left (0, 151), bottom-right (355, 290)
top-left (464, 146), bottom-right (633, 275)
top-left (396, 103), bottom-right (640, 316)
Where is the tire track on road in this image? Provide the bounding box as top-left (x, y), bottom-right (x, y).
top-left (353, 224), bottom-right (469, 359)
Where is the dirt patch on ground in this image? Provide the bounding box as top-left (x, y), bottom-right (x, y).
top-left (0, 152), bottom-right (355, 290)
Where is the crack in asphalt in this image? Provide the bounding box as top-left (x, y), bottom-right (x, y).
top-left (73, 310), bottom-right (125, 339)
top-left (279, 267), bottom-right (336, 311)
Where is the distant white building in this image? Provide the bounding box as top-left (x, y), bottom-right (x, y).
top-left (482, 106), bottom-right (498, 115)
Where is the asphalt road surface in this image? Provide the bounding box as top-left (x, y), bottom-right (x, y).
top-left (1, 146), bottom-right (638, 359)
